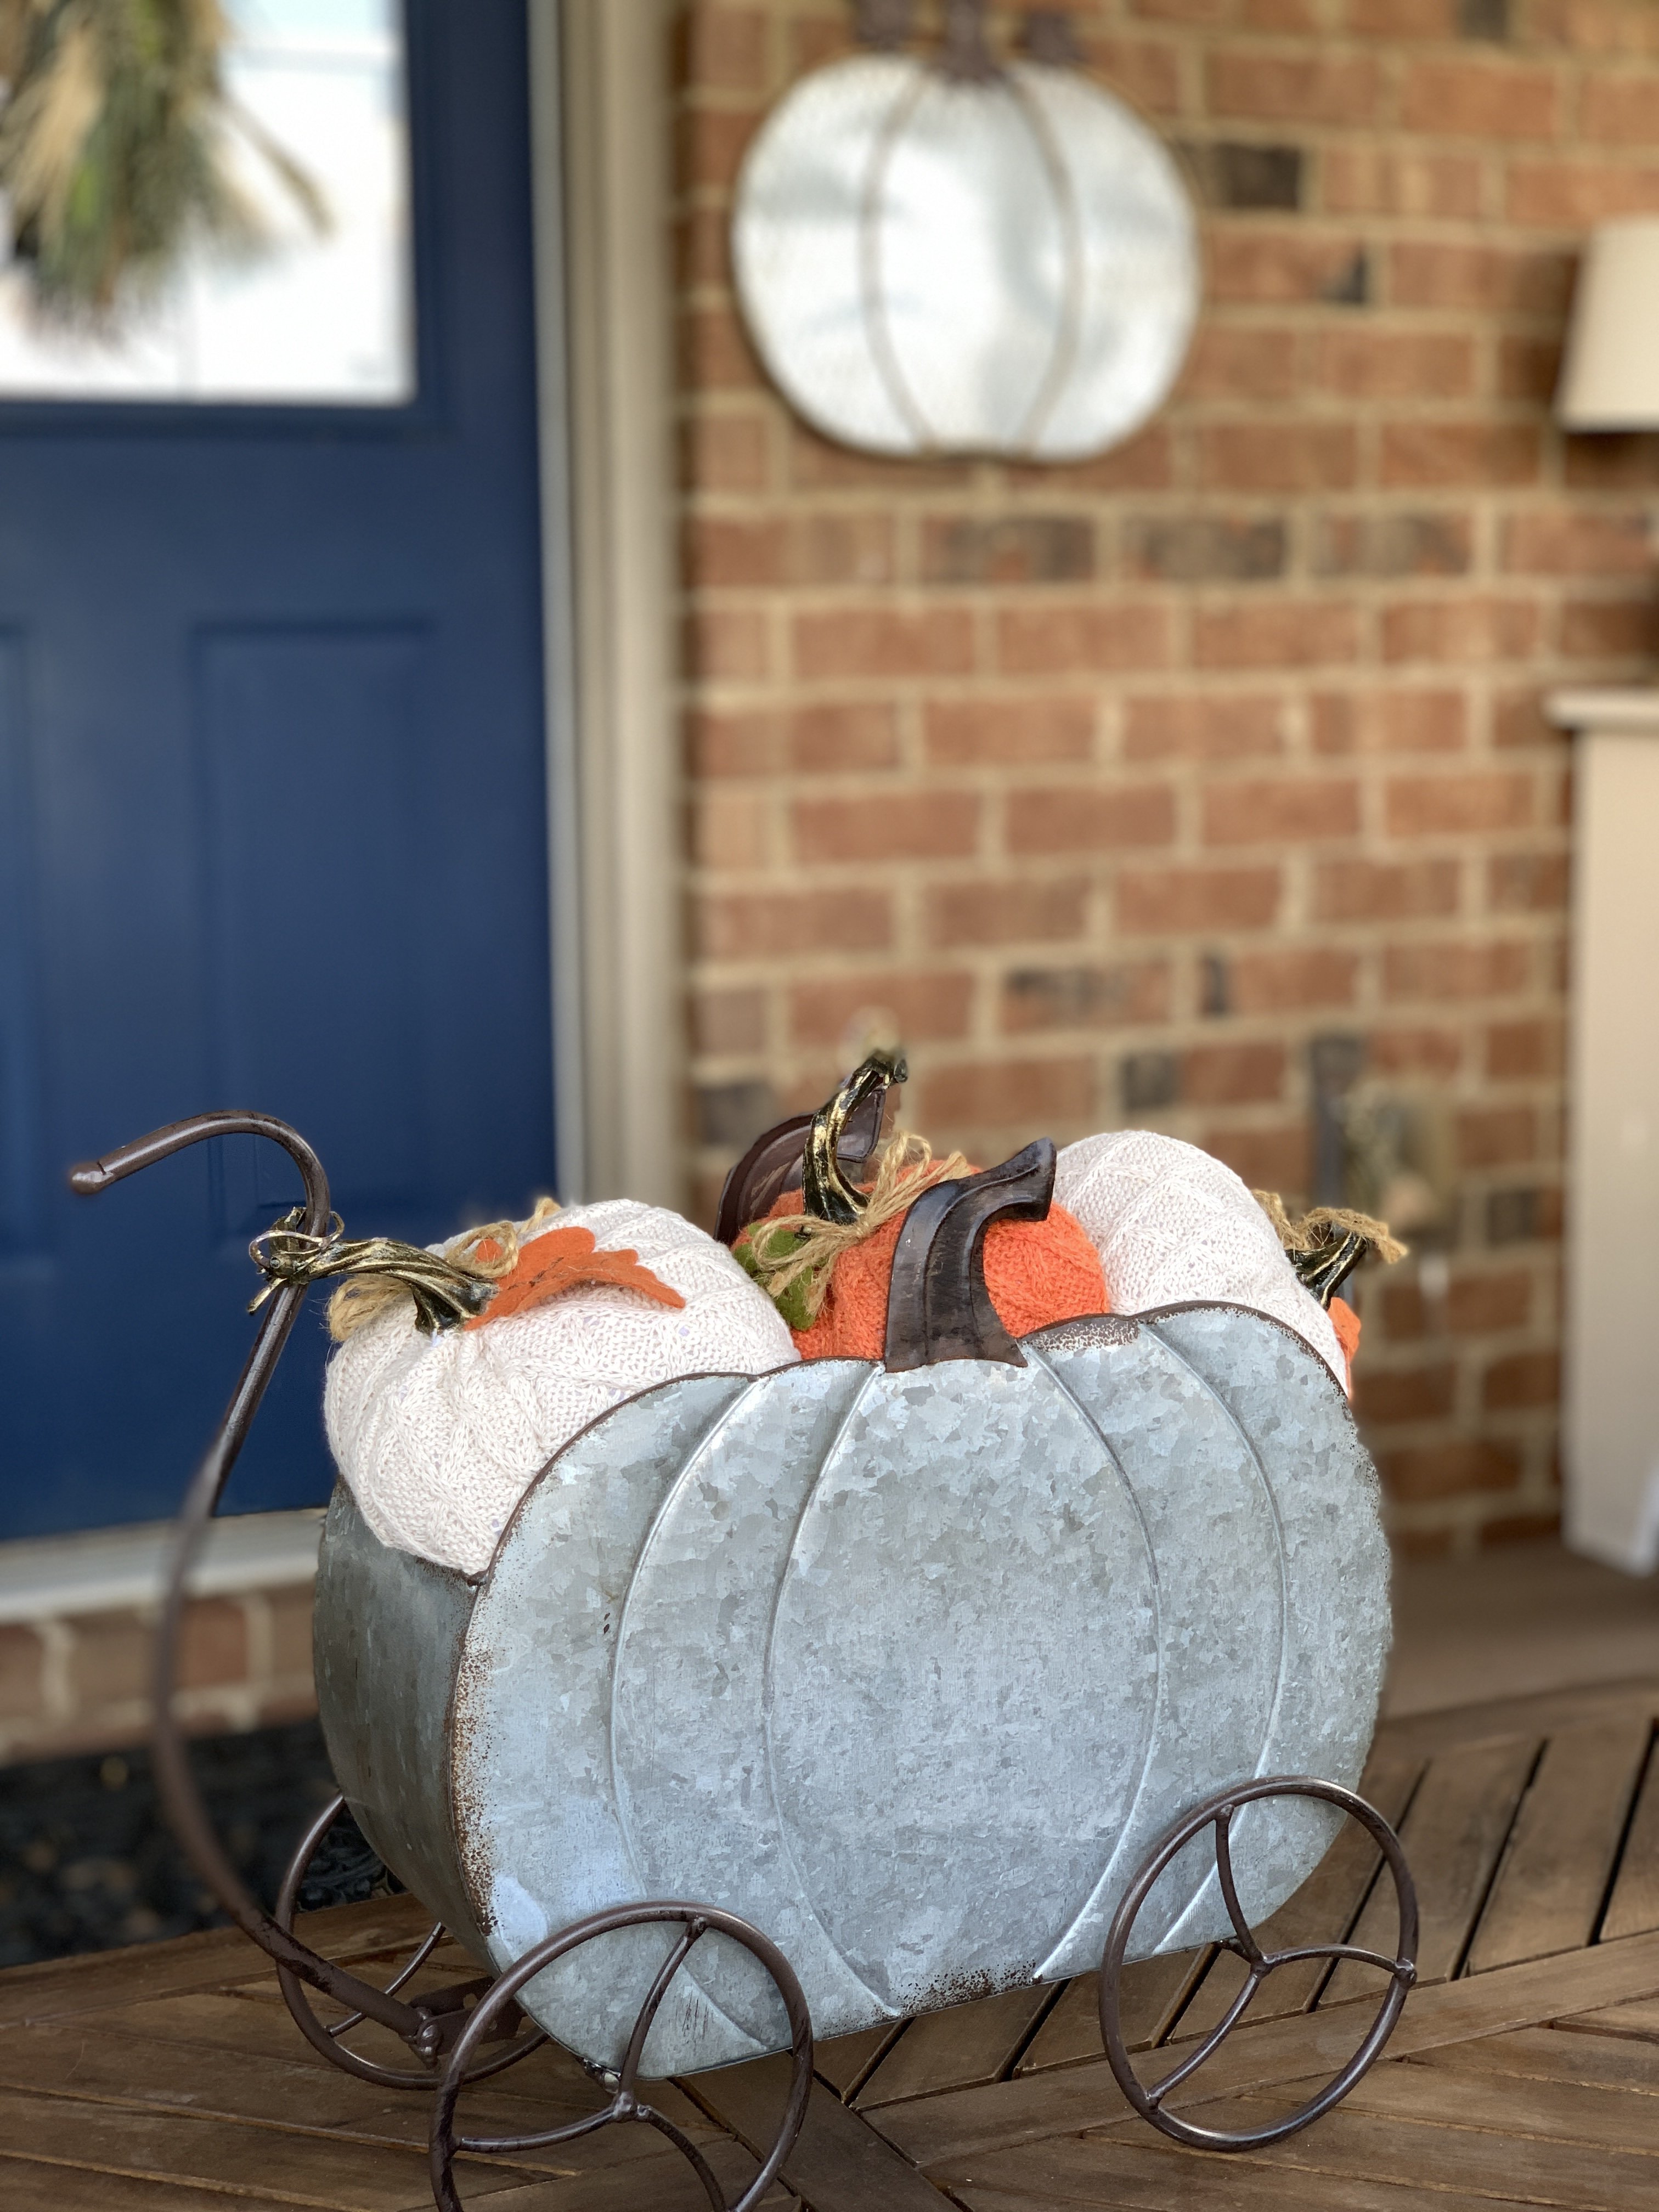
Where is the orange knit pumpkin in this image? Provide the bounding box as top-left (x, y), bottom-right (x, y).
top-left (755, 1185), bottom-right (1109, 1362)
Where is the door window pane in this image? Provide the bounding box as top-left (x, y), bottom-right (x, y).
top-left (0, 0), bottom-right (413, 405)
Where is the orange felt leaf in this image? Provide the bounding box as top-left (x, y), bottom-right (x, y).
top-left (465, 1225), bottom-right (685, 1328)
top-left (1330, 1294), bottom-right (1361, 1396)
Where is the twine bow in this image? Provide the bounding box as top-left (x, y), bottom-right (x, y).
top-left (737, 1131), bottom-right (969, 1329)
top-left (1253, 1192), bottom-right (1407, 1310)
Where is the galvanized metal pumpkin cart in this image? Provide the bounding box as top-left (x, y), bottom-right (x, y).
top-left (70, 1084), bottom-right (1419, 2211)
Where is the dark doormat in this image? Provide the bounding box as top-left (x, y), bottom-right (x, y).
top-left (0, 1719), bottom-right (394, 1969)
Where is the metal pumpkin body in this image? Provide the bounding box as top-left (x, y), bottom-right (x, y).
top-left (314, 1300), bottom-right (1388, 2078)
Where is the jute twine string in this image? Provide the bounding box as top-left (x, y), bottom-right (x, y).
top-left (1253, 1191), bottom-right (1408, 1266)
top-left (325, 1195), bottom-right (560, 1342)
top-left (741, 1131), bottom-right (969, 1324)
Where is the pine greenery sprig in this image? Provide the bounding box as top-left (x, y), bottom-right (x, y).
top-left (0, 0), bottom-right (326, 316)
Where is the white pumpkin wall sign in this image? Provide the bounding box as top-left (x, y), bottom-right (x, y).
top-left (731, 0), bottom-right (1201, 460)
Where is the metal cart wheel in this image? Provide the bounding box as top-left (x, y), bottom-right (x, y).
top-left (428, 1900), bottom-right (814, 2212)
top-left (272, 1795), bottom-right (546, 2091)
top-left (1099, 1775), bottom-right (1418, 2152)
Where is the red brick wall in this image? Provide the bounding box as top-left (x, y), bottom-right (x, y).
top-left (674, 0), bottom-right (1659, 1555)
top-left (0, 1589), bottom-right (315, 1764)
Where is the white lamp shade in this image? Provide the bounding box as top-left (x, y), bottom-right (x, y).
top-left (1558, 218), bottom-right (1659, 430)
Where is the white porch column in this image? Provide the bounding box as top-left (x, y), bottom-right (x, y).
top-left (1548, 687), bottom-right (1659, 1573)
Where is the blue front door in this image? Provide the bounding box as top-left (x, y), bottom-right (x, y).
top-left (0, 1), bottom-right (557, 1537)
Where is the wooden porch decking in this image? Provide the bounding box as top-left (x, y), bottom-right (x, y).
top-left (0, 1675), bottom-right (1656, 2210)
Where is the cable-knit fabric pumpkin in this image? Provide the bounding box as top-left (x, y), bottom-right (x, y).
top-left (324, 1200), bottom-right (797, 1576)
top-left (1054, 1129), bottom-right (1347, 1390)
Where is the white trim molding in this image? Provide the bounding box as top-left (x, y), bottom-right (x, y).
top-left (0, 1509), bottom-right (321, 1628)
top-left (533, 0), bottom-right (684, 1209)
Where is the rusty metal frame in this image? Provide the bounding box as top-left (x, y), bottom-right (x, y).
top-left (1099, 1776), bottom-right (1419, 2151)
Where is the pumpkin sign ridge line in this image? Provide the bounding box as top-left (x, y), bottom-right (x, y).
top-left (1139, 1311), bottom-right (1356, 1963)
top-left (606, 1367), bottom-right (771, 1923)
top-left (1006, 67), bottom-right (1085, 453)
top-left (756, 1365), bottom-right (894, 2010)
top-left (1147, 1315), bottom-right (1294, 1759)
top-left (466, 1362), bottom-right (802, 1591)
top-left (1018, 1334), bottom-right (1166, 1956)
top-left (859, 71), bottom-right (932, 452)
top-left (1009, 1335), bottom-right (1167, 1959)
top-left (1132, 1319), bottom-right (1291, 1961)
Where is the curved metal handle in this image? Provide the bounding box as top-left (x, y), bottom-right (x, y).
top-left (69, 1112), bottom-right (430, 2040)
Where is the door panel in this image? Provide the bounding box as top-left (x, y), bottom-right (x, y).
top-left (0, 0), bottom-right (556, 1539)
top-left (200, 623), bottom-right (436, 1205)
top-left (0, 637), bottom-right (38, 1260)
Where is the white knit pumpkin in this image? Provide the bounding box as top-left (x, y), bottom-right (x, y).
top-left (324, 1201), bottom-right (798, 1576)
top-left (1054, 1130), bottom-right (1346, 1390)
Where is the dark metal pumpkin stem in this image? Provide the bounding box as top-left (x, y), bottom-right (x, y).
top-left (1021, 9), bottom-right (1081, 67)
top-left (853, 0), bottom-right (916, 47)
top-left (939, 0), bottom-right (999, 81)
top-left (801, 1049), bottom-right (907, 1225)
top-left (884, 1137), bottom-right (1056, 1369)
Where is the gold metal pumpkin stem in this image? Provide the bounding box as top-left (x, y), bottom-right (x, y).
top-left (801, 1049), bottom-right (907, 1225)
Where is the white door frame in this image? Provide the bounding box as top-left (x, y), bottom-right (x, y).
top-left (531, 0), bottom-right (684, 1210)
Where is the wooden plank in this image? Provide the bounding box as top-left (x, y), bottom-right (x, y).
top-left (1175, 1743), bottom-right (1421, 2040)
top-left (1015, 1952), bottom-right (1211, 2077)
top-left (951, 2185), bottom-right (1486, 2212)
top-left (341, 2079), bottom-right (723, 2170)
top-left (1337, 2042), bottom-right (1659, 2155)
top-left (94, 1987), bottom-right (643, 2129)
top-left (1408, 2022), bottom-right (1659, 2095)
top-left (345, 2143), bottom-right (799, 2212)
top-left (471, 2175), bottom-right (799, 2212)
top-left (0, 2015), bottom-right (401, 2134)
top-left (856, 1984), bottom-right (1052, 2108)
top-left (814, 2021), bottom-right (906, 2101)
top-left (359, 2130), bottom-right (795, 2212)
top-left (1376, 1681), bottom-right (1659, 1763)
top-left (1559, 1997), bottom-right (1659, 2042)
top-left (1468, 1717), bottom-right (1651, 1972)
top-left (1325, 1734), bottom-right (1536, 2005)
top-left (930, 2123), bottom-right (1519, 2212)
top-left (1177, 2089), bottom-right (1659, 2212)
top-left (876, 1925), bottom-right (1659, 2170)
top-left (688, 2055), bottom-right (950, 2209)
top-left (0, 2082), bottom-right (514, 2210)
top-left (0, 2157), bottom-right (303, 2210)
top-left (0, 2002), bottom-right (733, 2190)
top-left (0, 1894), bottom-right (434, 2030)
top-left (1604, 1731), bottom-right (1659, 1940)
